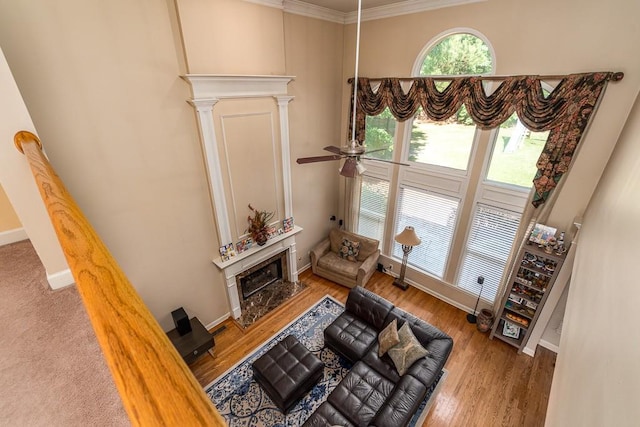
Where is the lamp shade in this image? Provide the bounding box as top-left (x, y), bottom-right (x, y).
top-left (395, 226), bottom-right (421, 247)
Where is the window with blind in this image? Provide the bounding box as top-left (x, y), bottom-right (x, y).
top-left (456, 112), bottom-right (549, 302)
top-left (457, 204), bottom-right (521, 301)
top-left (357, 176), bottom-right (390, 244)
top-left (392, 186), bottom-right (459, 279)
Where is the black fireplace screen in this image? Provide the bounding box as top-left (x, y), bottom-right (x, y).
top-left (238, 254), bottom-right (284, 300)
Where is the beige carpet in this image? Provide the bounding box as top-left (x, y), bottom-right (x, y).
top-left (0, 240), bottom-right (129, 426)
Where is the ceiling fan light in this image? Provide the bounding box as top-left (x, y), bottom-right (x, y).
top-left (356, 162), bottom-right (367, 175)
top-left (340, 158), bottom-right (358, 178)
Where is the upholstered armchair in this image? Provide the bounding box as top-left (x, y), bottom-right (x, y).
top-left (310, 228), bottom-right (380, 288)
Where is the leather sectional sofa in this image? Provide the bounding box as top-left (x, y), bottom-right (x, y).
top-left (304, 286), bottom-right (453, 427)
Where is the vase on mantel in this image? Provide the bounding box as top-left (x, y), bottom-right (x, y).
top-left (254, 230), bottom-right (268, 246)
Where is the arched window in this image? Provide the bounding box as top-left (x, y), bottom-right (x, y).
top-left (408, 32), bottom-right (493, 171)
top-left (358, 29), bottom-right (551, 302)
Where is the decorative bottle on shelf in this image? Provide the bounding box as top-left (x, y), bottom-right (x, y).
top-left (555, 231), bottom-right (566, 255)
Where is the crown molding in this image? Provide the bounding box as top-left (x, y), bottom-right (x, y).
top-left (345, 0), bottom-right (486, 23)
top-left (243, 0), bottom-right (284, 10)
top-left (283, 0), bottom-right (346, 24)
top-left (243, 0), bottom-right (486, 23)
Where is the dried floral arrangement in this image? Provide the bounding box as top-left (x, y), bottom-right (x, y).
top-left (246, 204), bottom-right (274, 244)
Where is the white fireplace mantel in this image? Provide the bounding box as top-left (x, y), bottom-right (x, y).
top-left (182, 74), bottom-right (299, 319)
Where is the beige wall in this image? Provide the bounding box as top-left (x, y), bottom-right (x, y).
top-left (174, 3), bottom-right (345, 268)
top-left (284, 13), bottom-right (344, 265)
top-left (176, 0), bottom-right (286, 74)
top-left (340, 0), bottom-right (640, 312)
top-left (0, 184), bottom-right (21, 232)
top-left (546, 94), bottom-right (640, 426)
top-left (0, 0), bottom-right (226, 330)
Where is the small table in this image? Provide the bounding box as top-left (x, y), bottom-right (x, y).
top-left (252, 335), bottom-right (324, 413)
top-left (166, 317), bottom-right (214, 364)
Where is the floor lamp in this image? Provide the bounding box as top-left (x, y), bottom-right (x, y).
top-left (393, 226), bottom-right (421, 290)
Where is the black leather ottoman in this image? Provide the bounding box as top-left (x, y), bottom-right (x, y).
top-left (252, 335), bottom-right (324, 413)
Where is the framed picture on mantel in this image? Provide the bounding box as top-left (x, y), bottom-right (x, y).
top-left (283, 217), bottom-right (294, 232)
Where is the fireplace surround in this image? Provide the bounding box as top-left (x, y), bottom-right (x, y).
top-left (182, 75), bottom-right (300, 320)
top-left (213, 226), bottom-right (302, 319)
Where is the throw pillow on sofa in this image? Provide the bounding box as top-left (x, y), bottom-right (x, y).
top-left (388, 323), bottom-right (430, 375)
top-left (339, 238), bottom-right (360, 262)
top-left (378, 319), bottom-right (400, 357)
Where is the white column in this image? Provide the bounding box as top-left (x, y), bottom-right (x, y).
top-left (274, 95), bottom-right (295, 218)
top-left (188, 98), bottom-right (232, 244)
top-left (287, 240), bottom-right (299, 283)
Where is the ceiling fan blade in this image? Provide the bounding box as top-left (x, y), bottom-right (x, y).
top-left (363, 147), bottom-right (390, 155)
top-left (296, 155), bottom-right (342, 164)
top-left (362, 156), bottom-right (410, 167)
top-left (323, 145), bottom-right (342, 154)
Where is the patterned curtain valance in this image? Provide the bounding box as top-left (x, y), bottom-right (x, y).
top-left (350, 73), bottom-right (618, 206)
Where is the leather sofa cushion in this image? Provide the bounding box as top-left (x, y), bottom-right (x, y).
top-left (372, 375), bottom-right (427, 427)
top-left (302, 402), bottom-right (355, 427)
top-left (328, 361), bottom-right (394, 427)
top-left (345, 286), bottom-right (393, 331)
top-left (324, 312), bottom-right (378, 362)
top-left (385, 308), bottom-right (453, 356)
top-left (361, 344), bottom-right (401, 384)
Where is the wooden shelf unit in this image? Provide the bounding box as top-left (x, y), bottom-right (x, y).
top-left (490, 243), bottom-right (566, 353)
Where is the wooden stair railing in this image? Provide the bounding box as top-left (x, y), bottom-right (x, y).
top-left (14, 131), bottom-right (225, 426)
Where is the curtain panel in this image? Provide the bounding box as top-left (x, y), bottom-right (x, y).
top-left (349, 73), bottom-right (614, 207)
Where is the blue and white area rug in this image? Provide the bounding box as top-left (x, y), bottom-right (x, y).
top-left (205, 295), bottom-right (446, 426)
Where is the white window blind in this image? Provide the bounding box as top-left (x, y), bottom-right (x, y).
top-left (457, 203), bottom-right (522, 302)
top-left (393, 186), bottom-right (459, 279)
top-left (357, 176), bottom-right (390, 244)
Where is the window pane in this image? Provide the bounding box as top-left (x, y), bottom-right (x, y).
top-left (365, 107), bottom-right (395, 160)
top-left (457, 204), bottom-right (521, 302)
top-left (420, 34), bottom-right (492, 76)
top-left (357, 176), bottom-right (390, 243)
top-left (393, 186), bottom-right (459, 278)
top-left (487, 114), bottom-right (549, 188)
top-left (409, 106), bottom-right (475, 170)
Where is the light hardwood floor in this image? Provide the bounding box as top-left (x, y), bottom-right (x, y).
top-left (192, 269), bottom-right (556, 427)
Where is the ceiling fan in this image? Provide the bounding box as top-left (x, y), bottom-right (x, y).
top-left (294, 0), bottom-right (409, 178)
top-left (296, 141), bottom-right (409, 177)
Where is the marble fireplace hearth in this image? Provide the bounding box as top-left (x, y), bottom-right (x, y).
top-left (235, 279), bottom-right (306, 328)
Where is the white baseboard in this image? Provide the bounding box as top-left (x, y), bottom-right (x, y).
top-left (539, 339), bottom-right (560, 354)
top-left (297, 262), bottom-right (311, 274)
top-left (204, 313), bottom-right (231, 331)
top-left (47, 269), bottom-right (75, 290)
top-left (0, 228), bottom-right (28, 246)
top-left (523, 339), bottom-right (560, 357)
top-left (385, 270), bottom-right (475, 315)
